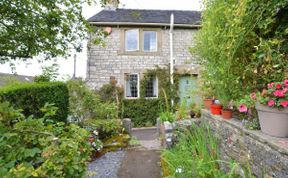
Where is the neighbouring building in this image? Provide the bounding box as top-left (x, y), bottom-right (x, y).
top-left (0, 72), bottom-right (34, 87)
top-left (86, 1), bottom-right (201, 104)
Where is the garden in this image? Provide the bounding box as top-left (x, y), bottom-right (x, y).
top-left (160, 0), bottom-right (288, 177)
top-left (0, 0), bottom-right (288, 177)
top-left (0, 69), bottom-right (128, 177)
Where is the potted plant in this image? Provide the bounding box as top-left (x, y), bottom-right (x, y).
top-left (221, 100), bottom-right (233, 119)
top-left (256, 80), bottom-right (288, 137)
top-left (210, 100), bottom-right (222, 115)
top-left (198, 78), bottom-right (214, 110)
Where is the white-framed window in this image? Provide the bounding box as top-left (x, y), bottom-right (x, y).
top-left (143, 31), bottom-right (157, 52)
top-left (145, 75), bottom-right (158, 98)
top-left (125, 73), bottom-right (140, 98)
top-left (125, 29), bottom-right (139, 51)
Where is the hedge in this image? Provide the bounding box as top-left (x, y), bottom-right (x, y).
top-left (122, 99), bottom-right (164, 127)
top-left (0, 82), bottom-right (69, 122)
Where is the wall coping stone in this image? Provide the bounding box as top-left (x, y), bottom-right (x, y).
top-left (202, 109), bottom-right (288, 156)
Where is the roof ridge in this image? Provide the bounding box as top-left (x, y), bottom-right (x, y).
top-left (103, 8), bottom-right (201, 13)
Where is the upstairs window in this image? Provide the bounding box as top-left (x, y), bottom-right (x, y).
top-left (125, 29), bottom-right (139, 51)
top-left (143, 31), bottom-right (157, 52)
top-left (145, 75), bottom-right (158, 98)
top-left (125, 74), bottom-right (139, 98)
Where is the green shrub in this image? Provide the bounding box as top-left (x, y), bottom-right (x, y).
top-left (0, 82), bottom-right (69, 122)
top-left (83, 119), bottom-right (123, 140)
top-left (193, 0), bottom-right (288, 103)
top-left (0, 102), bottom-right (92, 178)
top-left (159, 111), bottom-right (175, 123)
top-left (67, 79), bottom-right (117, 122)
top-left (122, 99), bottom-right (163, 127)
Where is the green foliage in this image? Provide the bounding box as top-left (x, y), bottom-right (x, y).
top-left (193, 0), bottom-right (288, 104)
top-left (0, 82), bottom-right (69, 122)
top-left (122, 66), bottom-right (180, 127)
top-left (162, 124), bottom-right (250, 177)
top-left (83, 119), bottom-right (123, 140)
top-left (140, 66), bottom-right (179, 105)
top-left (67, 79), bottom-right (117, 122)
top-left (122, 99), bottom-right (163, 127)
top-left (0, 0), bottom-right (108, 62)
top-left (0, 102), bottom-right (92, 178)
top-left (159, 112), bottom-right (175, 123)
top-left (34, 64), bottom-right (59, 82)
top-left (176, 99), bottom-right (187, 120)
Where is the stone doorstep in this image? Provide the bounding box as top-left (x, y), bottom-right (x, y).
top-left (201, 109), bottom-right (288, 156)
top-left (132, 126), bottom-right (157, 131)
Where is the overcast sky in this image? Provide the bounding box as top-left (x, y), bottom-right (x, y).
top-left (0, 0), bottom-right (202, 79)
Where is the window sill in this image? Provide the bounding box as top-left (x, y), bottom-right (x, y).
top-left (117, 50), bottom-right (160, 56)
top-left (125, 97), bottom-right (140, 100)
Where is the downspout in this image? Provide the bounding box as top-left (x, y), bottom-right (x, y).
top-left (170, 13), bottom-right (174, 109)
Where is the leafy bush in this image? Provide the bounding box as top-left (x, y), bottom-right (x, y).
top-left (159, 112), bottom-right (175, 123)
top-left (0, 82), bottom-right (69, 122)
top-left (193, 0), bottom-right (288, 104)
top-left (67, 79), bottom-right (117, 122)
top-left (0, 102), bottom-right (92, 177)
top-left (83, 119), bottom-right (123, 140)
top-left (122, 99), bottom-right (163, 127)
top-left (161, 124), bottom-right (251, 177)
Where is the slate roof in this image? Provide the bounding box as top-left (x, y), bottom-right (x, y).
top-left (0, 73), bottom-right (34, 87)
top-left (88, 9), bottom-right (201, 27)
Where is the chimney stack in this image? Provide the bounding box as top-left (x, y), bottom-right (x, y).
top-left (105, 0), bottom-right (119, 10)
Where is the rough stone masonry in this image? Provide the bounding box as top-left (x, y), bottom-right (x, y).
top-left (86, 28), bottom-right (198, 89)
top-left (201, 109), bottom-right (288, 178)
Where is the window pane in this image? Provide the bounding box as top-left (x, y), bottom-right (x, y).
top-left (125, 29), bottom-right (139, 51)
top-left (145, 75), bottom-right (157, 97)
top-left (126, 74), bottom-right (138, 97)
top-left (143, 31), bottom-right (157, 52)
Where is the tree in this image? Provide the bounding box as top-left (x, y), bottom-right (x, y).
top-left (0, 0), bottom-right (107, 63)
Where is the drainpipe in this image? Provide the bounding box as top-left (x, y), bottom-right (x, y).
top-left (170, 13), bottom-right (174, 109)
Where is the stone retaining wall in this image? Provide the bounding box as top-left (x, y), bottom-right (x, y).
top-left (201, 109), bottom-right (288, 178)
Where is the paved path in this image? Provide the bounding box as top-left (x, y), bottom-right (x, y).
top-left (117, 127), bottom-right (162, 178)
top-left (88, 127), bottom-right (162, 178)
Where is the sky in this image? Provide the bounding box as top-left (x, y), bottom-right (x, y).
top-left (0, 0), bottom-right (202, 79)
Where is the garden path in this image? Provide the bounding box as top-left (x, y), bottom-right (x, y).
top-left (117, 127), bottom-right (162, 178)
top-left (89, 127), bottom-right (162, 178)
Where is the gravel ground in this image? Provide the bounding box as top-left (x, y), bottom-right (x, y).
top-left (88, 151), bottom-right (126, 178)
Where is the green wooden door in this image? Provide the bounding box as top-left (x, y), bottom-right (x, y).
top-left (178, 76), bottom-right (200, 108)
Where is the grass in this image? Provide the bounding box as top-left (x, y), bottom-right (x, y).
top-left (161, 123), bottom-right (254, 178)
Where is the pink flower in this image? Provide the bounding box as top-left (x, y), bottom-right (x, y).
top-left (273, 90), bottom-right (285, 97)
top-left (275, 83), bottom-right (282, 89)
top-left (268, 100), bottom-right (275, 107)
top-left (283, 88), bottom-right (288, 93)
top-left (238, 104), bottom-right (248, 113)
top-left (284, 80), bottom-right (288, 87)
top-left (250, 92), bottom-right (257, 100)
top-left (268, 82), bottom-right (274, 89)
top-left (280, 101), bottom-right (288, 108)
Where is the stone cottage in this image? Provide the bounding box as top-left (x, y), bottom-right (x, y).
top-left (86, 2), bottom-right (201, 103)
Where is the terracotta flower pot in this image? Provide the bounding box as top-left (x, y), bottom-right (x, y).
top-left (203, 99), bottom-right (213, 110)
top-left (221, 109), bottom-right (232, 119)
top-left (256, 104), bottom-right (288, 138)
top-left (210, 104), bottom-right (222, 115)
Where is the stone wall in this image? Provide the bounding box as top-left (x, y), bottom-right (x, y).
top-left (86, 27), bottom-right (198, 89)
top-left (201, 109), bottom-right (288, 178)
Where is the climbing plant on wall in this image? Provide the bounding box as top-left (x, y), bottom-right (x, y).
top-left (122, 66), bottom-right (180, 127)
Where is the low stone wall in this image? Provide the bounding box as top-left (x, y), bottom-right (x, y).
top-left (201, 109), bottom-right (288, 178)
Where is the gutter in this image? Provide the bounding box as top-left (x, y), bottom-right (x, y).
top-left (88, 21), bottom-right (201, 28)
